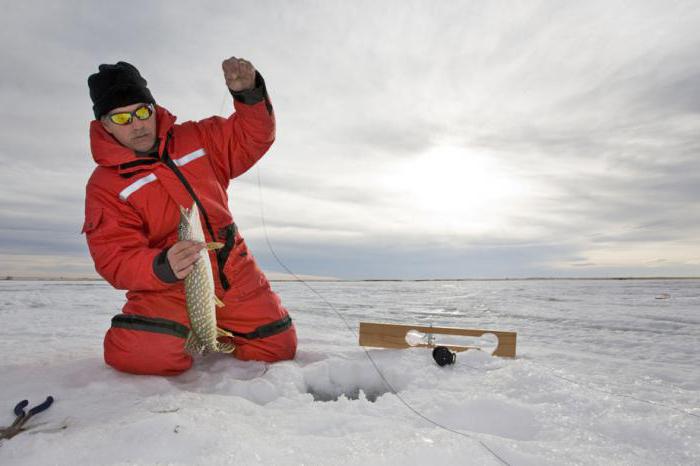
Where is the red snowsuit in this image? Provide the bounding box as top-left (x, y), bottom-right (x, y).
top-left (82, 78), bottom-right (296, 375)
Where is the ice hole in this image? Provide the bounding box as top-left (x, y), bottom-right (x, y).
top-left (303, 360), bottom-right (399, 403)
top-left (306, 385), bottom-right (392, 403)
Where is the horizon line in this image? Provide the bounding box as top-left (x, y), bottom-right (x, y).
top-left (2, 275), bottom-right (699, 282)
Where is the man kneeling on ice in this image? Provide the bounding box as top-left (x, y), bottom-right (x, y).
top-left (82, 58), bottom-right (296, 375)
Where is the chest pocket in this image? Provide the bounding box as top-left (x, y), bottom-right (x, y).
top-left (81, 208), bottom-right (104, 234)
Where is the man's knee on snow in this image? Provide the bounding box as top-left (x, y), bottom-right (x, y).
top-left (104, 325), bottom-right (192, 376)
top-left (232, 325), bottom-right (297, 363)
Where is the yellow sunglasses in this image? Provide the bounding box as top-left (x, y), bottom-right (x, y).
top-left (106, 104), bottom-right (154, 125)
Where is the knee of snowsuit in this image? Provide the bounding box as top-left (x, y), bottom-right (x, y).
top-left (103, 276), bottom-right (297, 376)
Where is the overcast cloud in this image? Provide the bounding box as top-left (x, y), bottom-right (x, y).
top-left (1, 0), bottom-right (698, 279)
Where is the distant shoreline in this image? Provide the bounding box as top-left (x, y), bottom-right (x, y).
top-left (2, 276), bottom-right (699, 282)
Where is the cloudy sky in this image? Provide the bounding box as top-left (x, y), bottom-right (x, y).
top-left (1, 0), bottom-right (699, 279)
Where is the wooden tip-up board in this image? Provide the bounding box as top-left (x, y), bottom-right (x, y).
top-left (358, 322), bottom-right (517, 358)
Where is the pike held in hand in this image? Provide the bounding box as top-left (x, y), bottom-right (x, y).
top-left (178, 205), bottom-right (234, 355)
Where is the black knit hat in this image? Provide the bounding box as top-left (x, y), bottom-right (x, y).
top-left (88, 61), bottom-right (155, 119)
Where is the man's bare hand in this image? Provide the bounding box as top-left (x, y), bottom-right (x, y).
top-left (222, 57), bottom-right (256, 92)
top-left (167, 240), bottom-right (205, 279)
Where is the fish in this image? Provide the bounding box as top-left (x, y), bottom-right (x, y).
top-left (178, 205), bottom-right (235, 355)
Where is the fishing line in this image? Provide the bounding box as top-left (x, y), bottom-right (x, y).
top-left (253, 168), bottom-right (511, 466)
top-left (218, 88), bottom-right (228, 115)
top-left (527, 360), bottom-right (700, 420)
top-left (220, 84), bottom-right (501, 464)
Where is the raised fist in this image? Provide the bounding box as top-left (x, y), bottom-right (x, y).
top-left (222, 57), bottom-right (256, 92)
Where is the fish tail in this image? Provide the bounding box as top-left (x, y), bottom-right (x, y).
top-left (217, 342), bottom-right (236, 353)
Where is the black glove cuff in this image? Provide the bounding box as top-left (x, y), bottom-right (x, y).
top-left (153, 247), bottom-right (179, 284)
top-left (230, 71), bottom-right (272, 114)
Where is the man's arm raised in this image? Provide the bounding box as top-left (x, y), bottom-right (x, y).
top-left (194, 56), bottom-right (276, 185)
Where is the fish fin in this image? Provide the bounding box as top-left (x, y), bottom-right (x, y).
top-left (207, 242), bottom-right (224, 250)
top-left (217, 342), bottom-right (235, 354)
top-left (216, 326), bottom-right (234, 338)
top-left (184, 332), bottom-right (205, 355)
top-left (215, 296), bottom-right (225, 308)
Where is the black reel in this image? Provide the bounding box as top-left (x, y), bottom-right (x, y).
top-left (432, 346), bottom-right (456, 366)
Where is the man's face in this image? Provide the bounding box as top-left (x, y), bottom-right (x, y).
top-left (101, 102), bottom-right (157, 153)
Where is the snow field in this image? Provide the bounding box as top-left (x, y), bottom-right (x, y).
top-left (0, 279), bottom-right (698, 465)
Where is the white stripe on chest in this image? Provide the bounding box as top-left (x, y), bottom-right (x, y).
top-left (117, 148), bottom-right (206, 201)
top-left (173, 148), bottom-right (206, 167)
top-left (119, 173), bottom-right (157, 201)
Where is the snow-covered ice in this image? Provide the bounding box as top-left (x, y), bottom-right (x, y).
top-left (0, 279), bottom-right (698, 465)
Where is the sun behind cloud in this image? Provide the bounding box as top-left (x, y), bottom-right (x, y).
top-left (384, 144), bottom-right (535, 237)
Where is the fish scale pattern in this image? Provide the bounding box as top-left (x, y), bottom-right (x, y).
top-left (179, 206), bottom-right (234, 354)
